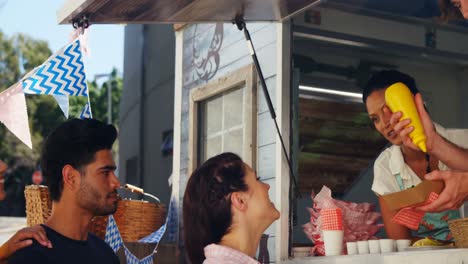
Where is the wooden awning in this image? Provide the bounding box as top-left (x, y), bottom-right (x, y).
top-left (57, 0), bottom-right (322, 24)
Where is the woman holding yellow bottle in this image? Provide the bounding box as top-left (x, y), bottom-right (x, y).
top-left (363, 70), bottom-right (468, 243)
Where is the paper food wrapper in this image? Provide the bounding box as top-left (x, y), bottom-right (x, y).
top-left (381, 180), bottom-right (444, 211)
top-left (303, 186), bottom-right (383, 256)
top-left (392, 192), bottom-right (439, 230)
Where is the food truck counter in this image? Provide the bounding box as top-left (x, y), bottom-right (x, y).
top-left (284, 248), bottom-right (468, 264)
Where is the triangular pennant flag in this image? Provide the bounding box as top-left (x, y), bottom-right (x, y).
top-left (22, 39), bottom-right (88, 97)
top-left (79, 102), bottom-right (92, 119)
top-left (104, 215), bottom-right (123, 252)
top-left (124, 247), bottom-right (154, 264)
top-left (69, 28), bottom-right (90, 57)
top-left (52, 95), bottom-right (69, 118)
top-left (139, 197), bottom-right (173, 243)
top-left (167, 197), bottom-right (178, 242)
top-left (0, 83), bottom-right (32, 149)
top-left (138, 222), bottom-right (167, 244)
top-left (124, 247), bottom-right (139, 264)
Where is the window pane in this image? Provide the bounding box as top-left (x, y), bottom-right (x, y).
top-left (223, 86), bottom-right (244, 129)
top-left (204, 135), bottom-right (222, 161)
top-left (223, 128), bottom-right (243, 157)
top-left (204, 94), bottom-right (223, 135)
top-left (198, 85), bottom-right (247, 165)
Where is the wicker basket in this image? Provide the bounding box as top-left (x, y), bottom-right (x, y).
top-left (448, 218), bottom-right (468, 248)
top-left (24, 185), bottom-right (52, 227)
top-left (24, 185), bottom-right (166, 242)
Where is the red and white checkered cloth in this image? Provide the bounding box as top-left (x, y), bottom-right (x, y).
top-left (392, 192), bottom-right (439, 230)
top-left (321, 208), bottom-right (343, 230)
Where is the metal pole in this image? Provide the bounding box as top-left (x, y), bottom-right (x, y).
top-left (107, 78), bottom-right (112, 124)
top-left (234, 16), bottom-right (300, 198)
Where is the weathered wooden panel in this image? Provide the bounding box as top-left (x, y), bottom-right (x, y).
top-left (298, 97), bottom-right (387, 194)
top-left (301, 139), bottom-right (384, 158)
top-left (257, 76), bottom-right (277, 114)
top-left (178, 22), bottom-right (279, 261)
top-left (182, 23), bottom-right (277, 89)
top-left (299, 152), bottom-right (371, 173)
top-left (299, 97), bottom-right (368, 123)
top-left (257, 143), bottom-right (276, 180)
top-left (298, 169), bottom-right (360, 194)
top-left (258, 112), bottom-right (277, 147)
top-left (264, 177), bottom-right (276, 207)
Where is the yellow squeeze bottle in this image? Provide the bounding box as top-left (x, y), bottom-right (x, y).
top-left (385, 82), bottom-right (427, 152)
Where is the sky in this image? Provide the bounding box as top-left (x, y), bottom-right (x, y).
top-left (0, 0), bottom-right (124, 82)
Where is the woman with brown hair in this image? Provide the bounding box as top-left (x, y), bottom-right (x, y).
top-left (439, 0), bottom-right (468, 20)
top-left (183, 152), bottom-right (279, 264)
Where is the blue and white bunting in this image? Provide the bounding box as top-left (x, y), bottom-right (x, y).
top-left (52, 95), bottom-right (69, 118)
top-left (167, 197), bottom-right (178, 242)
top-left (22, 39), bottom-right (88, 97)
top-left (104, 215), bottom-right (123, 252)
top-left (104, 195), bottom-right (176, 263)
top-left (138, 222), bottom-right (167, 244)
top-left (79, 102), bottom-right (92, 119)
top-left (124, 247), bottom-right (154, 264)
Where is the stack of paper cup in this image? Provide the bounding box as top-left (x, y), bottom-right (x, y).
top-left (368, 240), bottom-right (380, 254)
top-left (346, 242), bottom-right (358, 255)
top-left (379, 239), bottom-right (395, 253)
top-left (321, 208), bottom-right (344, 256)
top-left (396, 239), bottom-right (411, 252)
top-left (357, 241), bottom-right (369, 254)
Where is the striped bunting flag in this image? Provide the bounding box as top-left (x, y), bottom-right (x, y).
top-left (0, 83), bottom-right (32, 149)
top-left (22, 39), bottom-right (88, 97)
top-left (124, 247), bottom-right (154, 264)
top-left (138, 222), bottom-right (167, 244)
top-left (104, 215), bottom-right (123, 252)
top-left (104, 195), bottom-right (176, 263)
top-left (79, 102), bottom-right (92, 119)
top-left (52, 95), bottom-right (69, 118)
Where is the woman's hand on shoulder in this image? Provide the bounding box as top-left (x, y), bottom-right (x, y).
top-left (0, 225), bottom-right (52, 260)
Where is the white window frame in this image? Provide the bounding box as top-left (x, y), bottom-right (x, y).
top-left (188, 64), bottom-right (257, 174)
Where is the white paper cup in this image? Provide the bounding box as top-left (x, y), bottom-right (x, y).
top-left (396, 239), bottom-right (411, 252)
top-left (323, 230), bottom-right (344, 256)
top-left (380, 239), bottom-right (395, 253)
top-left (368, 240), bottom-right (380, 254)
top-left (357, 240), bottom-right (369, 254)
top-left (346, 242), bottom-right (358, 255)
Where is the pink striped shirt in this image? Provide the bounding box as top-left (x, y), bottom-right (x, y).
top-left (203, 244), bottom-right (260, 264)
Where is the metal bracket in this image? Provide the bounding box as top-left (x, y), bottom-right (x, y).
top-left (72, 14), bottom-right (90, 34)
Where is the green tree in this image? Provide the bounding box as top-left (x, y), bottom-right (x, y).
top-left (0, 31), bottom-right (64, 167)
top-left (69, 68), bottom-right (122, 127)
top-left (0, 31), bottom-right (122, 216)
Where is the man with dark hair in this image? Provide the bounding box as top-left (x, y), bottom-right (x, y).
top-left (9, 118), bottom-right (120, 264)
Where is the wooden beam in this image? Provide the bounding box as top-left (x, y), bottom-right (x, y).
top-left (298, 152), bottom-right (371, 174)
top-left (299, 119), bottom-right (383, 142)
top-left (300, 138), bottom-right (386, 158)
top-left (57, 0), bottom-right (323, 24)
top-left (299, 97), bottom-right (369, 123)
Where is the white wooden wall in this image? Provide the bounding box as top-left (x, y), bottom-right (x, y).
top-left (172, 22), bottom-right (291, 263)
